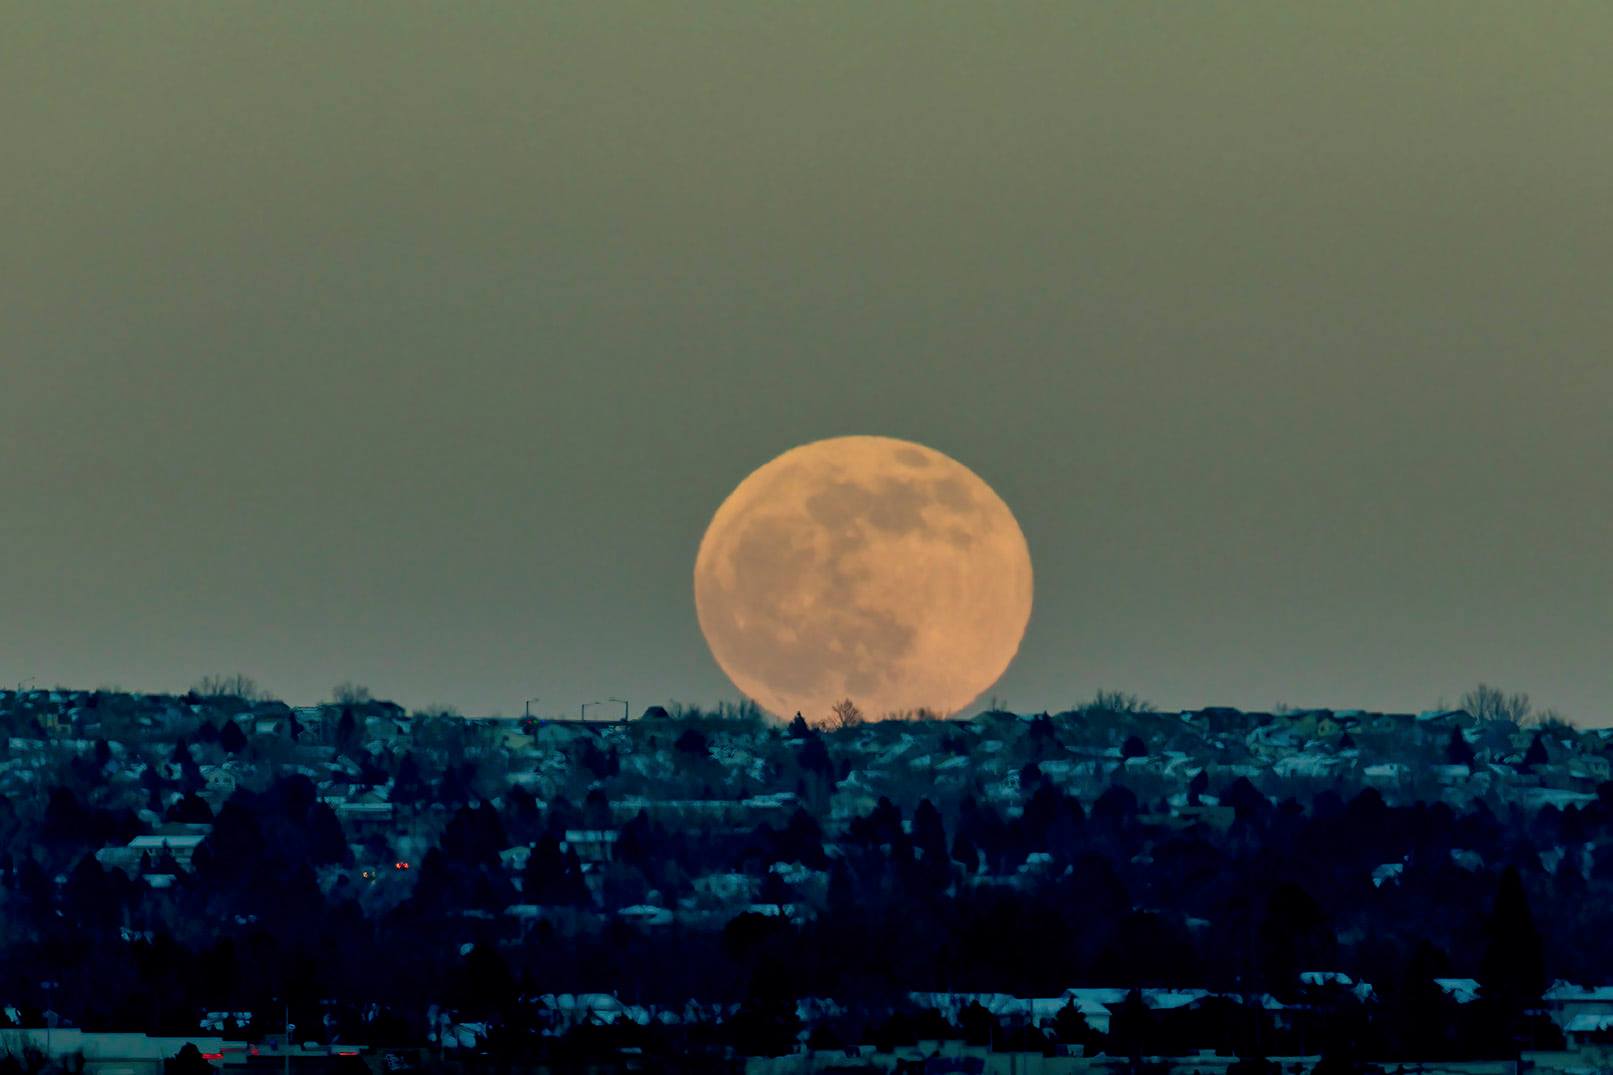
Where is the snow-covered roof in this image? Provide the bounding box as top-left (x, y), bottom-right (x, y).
top-left (617, 905), bottom-right (674, 926)
top-left (1433, 978), bottom-right (1481, 1004)
top-left (1545, 982), bottom-right (1613, 1003)
top-left (1566, 1013), bottom-right (1613, 1034)
top-left (1371, 862), bottom-right (1405, 888)
top-left (128, 834), bottom-right (206, 851)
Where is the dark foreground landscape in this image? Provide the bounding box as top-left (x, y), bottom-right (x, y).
top-left (3, 683), bottom-right (1612, 1074)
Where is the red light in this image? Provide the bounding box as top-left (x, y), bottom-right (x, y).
top-left (202, 1054), bottom-right (224, 1061)
top-left (337, 1051), bottom-right (358, 1056)
top-left (394, 861), bottom-right (409, 870)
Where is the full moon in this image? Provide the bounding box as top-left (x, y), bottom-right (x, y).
top-left (694, 435), bottom-right (1034, 724)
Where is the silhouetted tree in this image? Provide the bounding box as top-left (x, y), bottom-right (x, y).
top-left (1445, 727), bottom-right (1474, 768)
top-left (165, 793), bottom-right (213, 824)
top-left (674, 729), bottom-right (710, 759)
top-left (1106, 989), bottom-right (1157, 1064)
top-left (828, 698), bottom-right (863, 730)
top-left (336, 708), bottom-right (358, 749)
top-left (1478, 866), bottom-right (1545, 1043)
top-left (1461, 683), bottom-right (1532, 725)
top-left (392, 752), bottom-right (428, 806)
top-left (1519, 733), bottom-right (1549, 772)
top-left (957, 1001), bottom-right (998, 1048)
top-left (165, 1043), bottom-right (214, 1075)
top-left (1051, 1000), bottom-right (1094, 1045)
top-left (218, 719), bottom-right (247, 755)
top-left (1259, 883), bottom-right (1334, 997)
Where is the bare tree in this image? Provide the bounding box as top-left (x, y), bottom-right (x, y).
top-left (1460, 683), bottom-right (1533, 725)
top-left (1534, 707), bottom-right (1576, 734)
top-left (827, 698), bottom-right (864, 730)
top-left (191, 673), bottom-right (268, 702)
top-left (332, 681), bottom-right (373, 706)
top-left (715, 698), bottom-right (764, 723)
top-left (1082, 689), bottom-right (1151, 716)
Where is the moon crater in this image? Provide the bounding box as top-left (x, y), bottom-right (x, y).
top-left (694, 435), bottom-right (1033, 723)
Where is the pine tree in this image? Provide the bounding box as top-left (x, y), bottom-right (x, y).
top-left (218, 719), bottom-right (247, 755)
top-left (1520, 732), bottom-right (1549, 771)
top-left (1478, 866), bottom-right (1545, 1022)
top-left (1446, 727), bottom-right (1475, 768)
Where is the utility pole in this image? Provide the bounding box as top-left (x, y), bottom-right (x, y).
top-left (41, 981), bottom-right (56, 1058)
top-left (608, 697), bottom-right (629, 722)
top-left (524, 698), bottom-right (540, 719)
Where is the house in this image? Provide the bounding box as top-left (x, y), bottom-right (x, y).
top-left (201, 766), bottom-right (238, 796)
top-left (1369, 712), bottom-right (1416, 735)
top-left (1172, 803), bottom-right (1236, 831)
top-left (1418, 709), bottom-right (1478, 730)
top-left (130, 829), bottom-right (210, 868)
top-left (1569, 756), bottom-right (1612, 785)
top-left (1372, 862), bottom-right (1405, 888)
top-left (563, 829), bottom-right (618, 864)
top-left (95, 827), bottom-right (210, 875)
top-left (0, 1030), bottom-right (241, 1075)
top-left (325, 791), bottom-right (395, 834)
top-left (530, 721), bottom-right (600, 752)
top-left (363, 711), bottom-right (412, 746)
top-left (1274, 753), bottom-right (1343, 779)
top-left (503, 904), bottom-right (546, 937)
top-left (617, 904), bottom-right (675, 927)
top-left (1281, 710), bottom-right (1331, 738)
top-left (1565, 1013), bottom-right (1613, 1047)
top-left (1433, 977), bottom-right (1481, 1005)
top-left (253, 715), bottom-right (286, 738)
top-left (1545, 982), bottom-right (1613, 1031)
top-left (1178, 707), bottom-right (1271, 740)
top-left (1362, 763), bottom-right (1408, 786)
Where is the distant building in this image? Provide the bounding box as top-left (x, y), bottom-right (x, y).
top-left (95, 826), bottom-right (211, 875)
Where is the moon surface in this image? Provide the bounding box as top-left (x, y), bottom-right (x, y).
top-left (694, 435), bottom-right (1034, 724)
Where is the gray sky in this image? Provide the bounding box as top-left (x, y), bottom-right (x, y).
top-left (2, 3), bottom-right (1609, 721)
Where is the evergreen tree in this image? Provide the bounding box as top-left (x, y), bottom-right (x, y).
top-left (1478, 866), bottom-right (1545, 1037)
top-left (1445, 727), bottom-right (1475, 768)
top-left (1187, 768), bottom-right (1210, 805)
top-left (336, 708), bottom-right (358, 749)
top-left (674, 728), bottom-right (710, 759)
top-left (165, 1043), bottom-right (215, 1075)
top-left (1520, 733), bottom-right (1549, 772)
top-left (1050, 1000), bottom-right (1093, 1045)
top-left (392, 752), bottom-right (427, 806)
top-left (218, 719), bottom-right (247, 755)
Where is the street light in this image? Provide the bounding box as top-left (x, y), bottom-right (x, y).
top-left (608, 698), bottom-right (629, 722)
top-left (524, 698), bottom-right (541, 719)
top-left (580, 700), bottom-right (601, 721)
